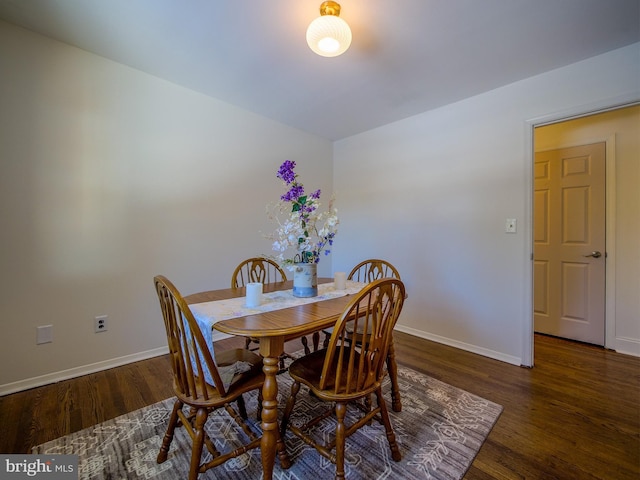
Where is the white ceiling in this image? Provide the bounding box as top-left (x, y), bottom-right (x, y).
top-left (0, 0), bottom-right (638, 140)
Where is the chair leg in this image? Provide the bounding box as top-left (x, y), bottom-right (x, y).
top-left (301, 332), bottom-right (322, 356)
top-left (364, 394), bottom-right (373, 425)
top-left (334, 402), bottom-right (347, 480)
top-left (280, 381), bottom-right (301, 438)
top-left (301, 336), bottom-right (311, 355)
top-left (157, 399), bottom-right (182, 463)
top-left (387, 340), bottom-right (402, 412)
top-left (275, 427), bottom-right (292, 470)
top-left (189, 408), bottom-right (209, 480)
top-left (257, 388), bottom-right (263, 421)
top-left (279, 354), bottom-right (287, 372)
top-left (236, 394), bottom-right (248, 419)
top-left (375, 389), bottom-right (401, 462)
top-left (245, 337), bottom-right (252, 349)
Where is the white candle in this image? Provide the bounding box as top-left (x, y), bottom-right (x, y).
top-left (334, 272), bottom-right (347, 290)
top-left (245, 282), bottom-right (263, 307)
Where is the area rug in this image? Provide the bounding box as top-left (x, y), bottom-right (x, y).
top-left (33, 364), bottom-right (502, 479)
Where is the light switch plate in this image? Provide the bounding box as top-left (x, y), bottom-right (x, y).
top-left (37, 325), bottom-right (53, 344)
top-left (505, 218), bottom-right (517, 233)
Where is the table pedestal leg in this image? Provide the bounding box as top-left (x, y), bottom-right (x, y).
top-left (260, 339), bottom-right (290, 480)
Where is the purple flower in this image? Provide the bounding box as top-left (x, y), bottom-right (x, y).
top-left (277, 160), bottom-right (297, 184)
top-left (302, 203), bottom-right (316, 214)
top-left (281, 184), bottom-right (304, 202)
top-left (310, 189), bottom-right (321, 199)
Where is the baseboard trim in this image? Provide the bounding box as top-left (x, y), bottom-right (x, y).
top-left (395, 325), bottom-right (523, 366)
top-left (2, 328), bottom-right (530, 396)
top-left (0, 346), bottom-right (170, 397)
top-left (610, 336), bottom-right (640, 357)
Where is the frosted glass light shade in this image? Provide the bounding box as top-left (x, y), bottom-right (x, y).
top-left (306, 14), bottom-right (352, 57)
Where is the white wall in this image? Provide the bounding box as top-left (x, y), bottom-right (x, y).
top-left (333, 43), bottom-right (640, 365)
top-left (1, 18), bottom-right (638, 394)
top-left (0, 21), bottom-right (333, 393)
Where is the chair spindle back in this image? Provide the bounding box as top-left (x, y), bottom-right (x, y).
top-left (231, 257), bottom-right (287, 288)
top-left (320, 278), bottom-right (406, 395)
top-left (154, 275), bottom-right (227, 399)
top-left (347, 259), bottom-right (401, 283)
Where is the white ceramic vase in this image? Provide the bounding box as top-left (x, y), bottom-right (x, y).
top-left (292, 263), bottom-right (318, 297)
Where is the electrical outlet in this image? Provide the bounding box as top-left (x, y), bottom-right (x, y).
top-left (505, 218), bottom-right (517, 233)
top-left (95, 315), bottom-right (108, 333)
top-left (37, 325), bottom-right (53, 344)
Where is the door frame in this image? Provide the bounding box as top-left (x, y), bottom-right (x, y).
top-left (522, 94), bottom-right (639, 367)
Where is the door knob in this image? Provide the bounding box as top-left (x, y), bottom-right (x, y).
top-left (583, 251), bottom-right (602, 258)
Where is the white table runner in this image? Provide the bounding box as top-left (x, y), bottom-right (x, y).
top-left (190, 280), bottom-right (366, 336)
top-left (187, 280), bottom-right (366, 389)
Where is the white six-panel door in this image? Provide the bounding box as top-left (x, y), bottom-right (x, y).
top-left (534, 143), bottom-right (606, 345)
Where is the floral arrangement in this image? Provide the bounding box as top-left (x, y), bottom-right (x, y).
top-left (266, 160), bottom-right (338, 265)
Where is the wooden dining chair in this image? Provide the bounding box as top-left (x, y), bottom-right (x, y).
top-left (154, 275), bottom-right (284, 480)
top-left (320, 259), bottom-right (402, 347)
top-left (280, 278), bottom-right (406, 480)
top-left (231, 257), bottom-right (288, 289)
top-left (232, 257), bottom-right (302, 371)
top-left (347, 258), bottom-right (401, 283)
top-left (319, 259), bottom-right (404, 411)
top-left (232, 257), bottom-right (287, 354)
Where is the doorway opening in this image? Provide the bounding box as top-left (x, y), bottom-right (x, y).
top-left (528, 102), bottom-right (640, 365)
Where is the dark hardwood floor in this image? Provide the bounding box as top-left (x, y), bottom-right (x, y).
top-left (1, 333), bottom-right (638, 479)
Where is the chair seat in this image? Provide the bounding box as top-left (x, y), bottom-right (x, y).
top-left (289, 348), bottom-right (379, 401)
top-left (217, 346), bottom-right (263, 369)
top-left (174, 348), bottom-right (264, 407)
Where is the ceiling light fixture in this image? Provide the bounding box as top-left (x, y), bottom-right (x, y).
top-left (306, 1), bottom-right (352, 57)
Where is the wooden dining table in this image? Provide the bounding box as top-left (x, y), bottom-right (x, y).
top-left (184, 278), bottom-right (402, 480)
